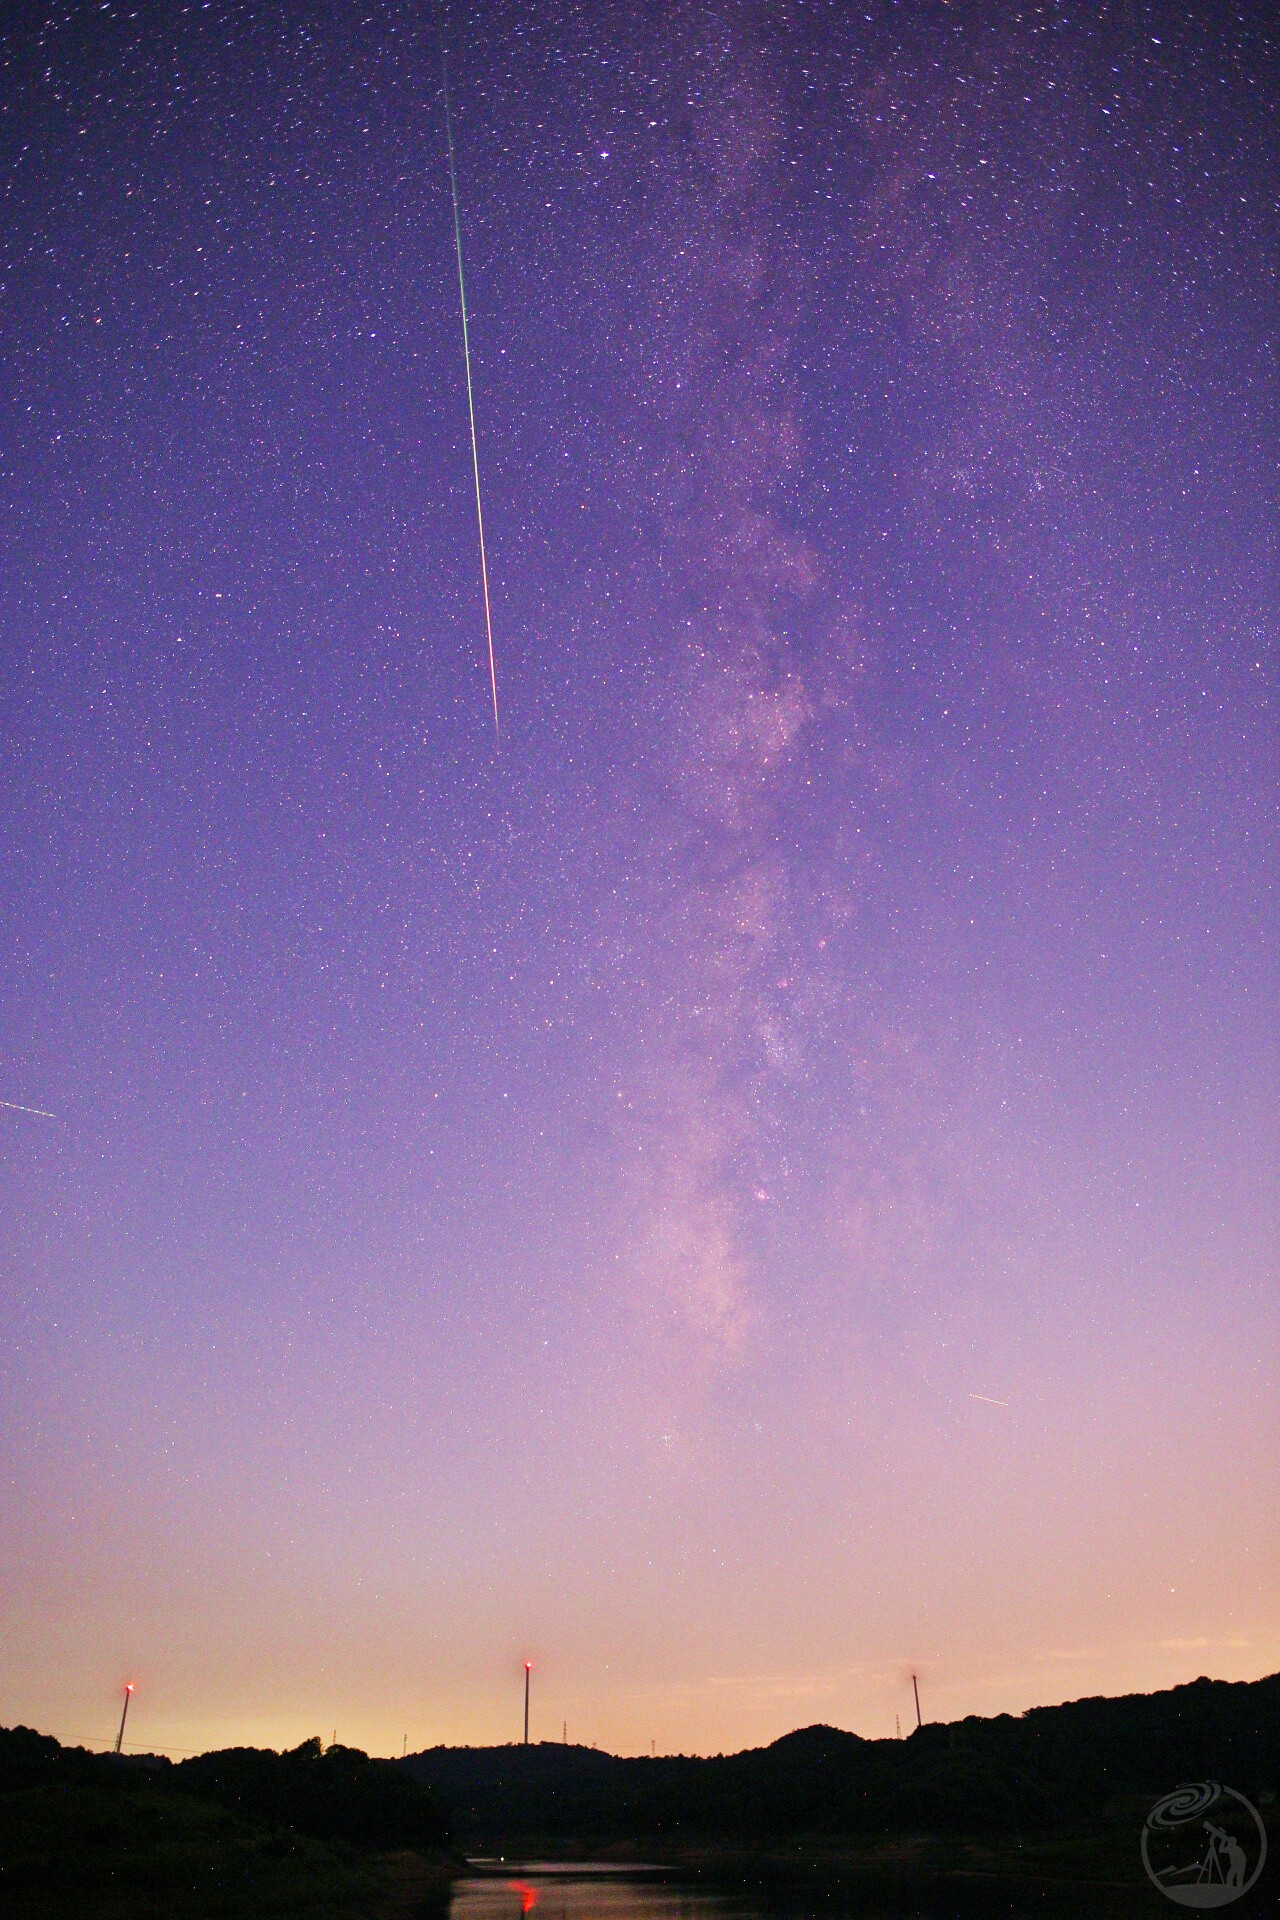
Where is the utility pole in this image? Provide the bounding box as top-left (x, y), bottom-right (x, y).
top-left (912, 1674), bottom-right (922, 1729)
top-left (523, 1662), bottom-right (531, 1744)
top-left (114, 1683), bottom-right (134, 1754)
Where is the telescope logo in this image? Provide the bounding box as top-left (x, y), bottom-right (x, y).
top-left (1141, 1782), bottom-right (1267, 1907)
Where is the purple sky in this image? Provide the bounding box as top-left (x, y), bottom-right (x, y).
top-left (1, 0), bottom-right (1276, 1759)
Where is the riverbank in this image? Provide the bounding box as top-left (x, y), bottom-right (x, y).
top-left (0, 1767), bottom-right (457, 1919)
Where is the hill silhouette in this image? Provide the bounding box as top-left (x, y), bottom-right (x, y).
top-left (0, 1726), bottom-right (453, 1916)
top-left (0, 1728), bottom-right (450, 1853)
top-left (403, 1672), bottom-right (1280, 1847)
top-left (3, 1676), bottom-right (1276, 1911)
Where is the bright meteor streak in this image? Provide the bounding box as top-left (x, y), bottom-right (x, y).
top-left (442, 53), bottom-right (500, 745)
top-left (0, 1099), bottom-right (56, 1119)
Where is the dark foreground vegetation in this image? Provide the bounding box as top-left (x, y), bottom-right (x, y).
top-left (404, 1673), bottom-right (1280, 1847)
top-left (404, 1673), bottom-right (1280, 1913)
top-left (3, 1676), bottom-right (1277, 1916)
top-left (0, 1729), bottom-right (452, 1918)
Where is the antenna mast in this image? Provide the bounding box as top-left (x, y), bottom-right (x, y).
top-left (114, 1683), bottom-right (134, 1755)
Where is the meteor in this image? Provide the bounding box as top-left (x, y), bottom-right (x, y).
top-left (442, 52), bottom-right (500, 744)
top-left (0, 1099), bottom-right (55, 1119)
top-left (968, 1392), bottom-right (1009, 1407)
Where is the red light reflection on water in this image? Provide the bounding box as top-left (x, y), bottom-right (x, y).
top-left (509, 1884), bottom-right (538, 1915)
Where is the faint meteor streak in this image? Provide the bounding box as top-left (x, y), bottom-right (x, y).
top-left (0, 1098), bottom-right (56, 1119)
top-left (968, 1392), bottom-right (1009, 1407)
top-left (441, 52), bottom-right (500, 744)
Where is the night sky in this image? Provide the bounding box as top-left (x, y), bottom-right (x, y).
top-left (1, 0), bottom-right (1276, 1760)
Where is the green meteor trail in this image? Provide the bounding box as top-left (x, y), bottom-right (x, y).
top-left (442, 53), bottom-right (500, 745)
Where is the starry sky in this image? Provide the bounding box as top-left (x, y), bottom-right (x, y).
top-left (1, 0), bottom-right (1277, 1761)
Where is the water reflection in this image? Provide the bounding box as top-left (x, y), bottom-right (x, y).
top-left (446, 1857), bottom-right (1150, 1920)
top-left (451, 1868), bottom-right (736, 1920)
